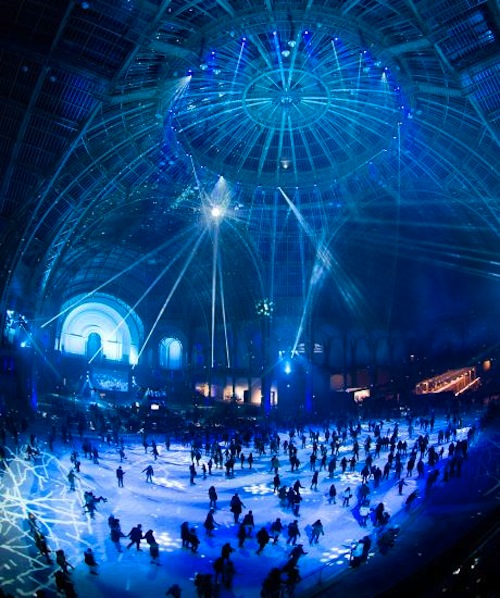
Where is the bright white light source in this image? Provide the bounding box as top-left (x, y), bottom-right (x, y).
top-left (211, 206), bottom-right (223, 218)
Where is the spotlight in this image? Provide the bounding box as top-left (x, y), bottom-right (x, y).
top-left (211, 206), bottom-right (223, 219)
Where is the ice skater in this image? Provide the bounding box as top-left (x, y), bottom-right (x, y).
top-left (208, 485), bottom-right (218, 509)
top-left (310, 519), bottom-right (324, 545)
top-left (142, 464), bottom-right (154, 483)
top-left (116, 465), bottom-right (125, 487)
top-left (203, 509), bottom-right (218, 537)
top-left (67, 469), bottom-right (76, 491)
top-left (256, 527), bottom-right (270, 554)
top-left (56, 549), bottom-right (74, 574)
top-left (342, 486), bottom-right (353, 507)
top-left (84, 547), bottom-right (98, 575)
top-left (126, 524), bottom-right (143, 550)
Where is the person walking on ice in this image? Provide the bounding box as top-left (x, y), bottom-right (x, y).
top-left (126, 524), bottom-right (144, 550)
top-left (397, 478), bottom-right (408, 495)
top-left (256, 527), bottom-right (270, 554)
top-left (67, 469), bottom-right (76, 491)
top-left (142, 464), bottom-right (154, 483)
top-left (310, 519), bottom-right (324, 545)
top-left (342, 486), bottom-right (353, 507)
top-left (116, 465), bottom-right (125, 487)
top-left (84, 548), bottom-right (98, 575)
top-left (204, 509), bottom-right (219, 537)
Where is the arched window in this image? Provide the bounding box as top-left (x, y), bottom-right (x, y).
top-left (57, 293), bottom-right (143, 365)
top-left (159, 337), bottom-right (183, 370)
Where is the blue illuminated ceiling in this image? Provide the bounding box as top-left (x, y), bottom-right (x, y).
top-left (170, 14), bottom-right (406, 188)
top-left (0, 0), bottom-right (498, 340)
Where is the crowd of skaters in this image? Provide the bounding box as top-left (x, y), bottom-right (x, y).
top-left (0, 400), bottom-right (487, 598)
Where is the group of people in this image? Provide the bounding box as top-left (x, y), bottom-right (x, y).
top-left (0, 401), bottom-right (484, 598)
top-left (27, 511), bottom-right (99, 597)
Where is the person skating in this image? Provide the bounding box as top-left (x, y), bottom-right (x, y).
top-left (208, 485), bottom-right (218, 509)
top-left (83, 490), bottom-right (107, 518)
top-left (84, 547), bottom-right (98, 575)
top-left (397, 477), bottom-right (408, 495)
top-left (328, 483), bottom-right (337, 504)
top-left (221, 542), bottom-right (235, 561)
top-left (310, 519), bottom-right (324, 545)
top-left (144, 528), bottom-right (157, 547)
top-left (229, 492), bottom-right (245, 523)
top-left (188, 527), bottom-right (200, 552)
top-left (127, 524), bottom-right (143, 550)
top-left (189, 462), bottom-right (197, 485)
top-left (55, 549), bottom-right (74, 574)
top-left (213, 556), bottom-right (225, 585)
top-left (237, 523), bottom-right (247, 548)
top-left (34, 531), bottom-right (52, 563)
top-left (242, 510), bottom-right (255, 537)
top-left (110, 517), bottom-right (125, 552)
top-left (149, 539), bottom-right (160, 565)
top-left (292, 491), bottom-right (302, 516)
top-left (116, 465), bottom-right (125, 487)
top-left (270, 517), bottom-right (284, 544)
top-left (180, 522), bottom-right (190, 548)
top-left (203, 509), bottom-right (218, 536)
top-left (67, 469), bottom-right (76, 491)
top-left (256, 527), bottom-right (270, 554)
top-left (342, 486), bottom-right (352, 507)
top-left (151, 440), bottom-right (159, 461)
top-left (288, 543), bottom-right (307, 566)
top-left (143, 464), bottom-right (154, 483)
top-left (286, 520), bottom-right (301, 545)
top-left (310, 470), bottom-right (319, 490)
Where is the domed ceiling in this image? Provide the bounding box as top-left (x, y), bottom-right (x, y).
top-left (171, 11), bottom-right (405, 188)
top-left (0, 0), bottom-right (499, 352)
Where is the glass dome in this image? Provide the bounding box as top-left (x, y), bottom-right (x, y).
top-left (172, 13), bottom-right (406, 190)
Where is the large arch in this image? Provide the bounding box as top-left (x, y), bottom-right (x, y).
top-left (56, 293), bottom-right (143, 366)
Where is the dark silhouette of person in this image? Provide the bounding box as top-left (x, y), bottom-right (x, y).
top-left (127, 524), bottom-right (143, 550)
top-left (116, 465), bottom-right (125, 487)
top-left (204, 509), bottom-right (218, 536)
top-left (208, 485), bottom-right (218, 509)
top-left (230, 492), bottom-right (245, 523)
top-left (84, 548), bottom-right (98, 574)
top-left (256, 527), bottom-right (270, 554)
top-left (142, 465), bottom-right (154, 483)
